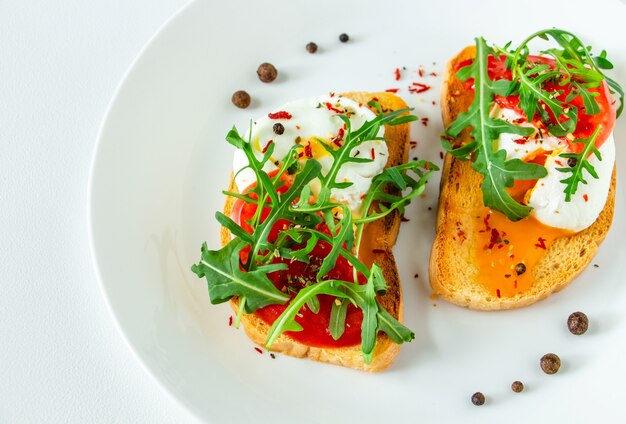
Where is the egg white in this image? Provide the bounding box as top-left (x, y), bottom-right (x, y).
top-left (232, 95), bottom-right (387, 217)
top-left (493, 105), bottom-right (615, 232)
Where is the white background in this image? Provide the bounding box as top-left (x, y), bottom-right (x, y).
top-left (0, 1), bottom-right (200, 422)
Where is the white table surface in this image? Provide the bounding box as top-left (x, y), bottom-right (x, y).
top-left (0, 1), bottom-right (201, 422)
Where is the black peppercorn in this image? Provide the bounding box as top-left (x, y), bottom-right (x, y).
top-left (231, 90), bottom-right (251, 109)
top-left (273, 123), bottom-right (285, 135)
top-left (339, 33), bottom-right (349, 43)
top-left (471, 392), bottom-right (485, 406)
top-left (306, 42), bottom-right (318, 53)
top-left (567, 311), bottom-right (589, 335)
top-left (515, 262), bottom-right (526, 276)
top-left (540, 353), bottom-right (561, 374)
top-left (567, 157), bottom-right (578, 167)
top-left (511, 381), bottom-right (524, 393)
top-left (257, 63), bottom-right (278, 83)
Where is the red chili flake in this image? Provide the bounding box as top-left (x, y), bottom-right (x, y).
top-left (325, 102), bottom-right (343, 113)
top-left (425, 162), bottom-right (430, 170)
top-left (298, 151), bottom-right (304, 158)
top-left (418, 66), bottom-right (425, 77)
top-left (372, 248), bottom-right (386, 254)
top-left (432, 100), bottom-right (436, 106)
top-left (421, 117), bottom-right (429, 127)
top-left (583, 194), bottom-right (589, 202)
top-left (385, 88), bottom-right (400, 93)
top-left (481, 213), bottom-right (492, 232)
top-left (331, 127), bottom-right (345, 147)
top-left (535, 237), bottom-right (547, 250)
top-left (330, 92), bottom-right (336, 98)
top-left (439, 151), bottom-right (444, 159)
top-left (401, 216), bottom-right (410, 222)
top-left (514, 280), bottom-right (518, 288)
top-left (394, 67), bottom-right (401, 81)
top-left (496, 289), bottom-right (501, 298)
top-left (487, 228), bottom-right (501, 249)
top-left (409, 82), bottom-right (431, 94)
top-left (261, 139), bottom-right (273, 153)
top-left (254, 347), bottom-right (263, 354)
top-left (409, 141), bottom-right (417, 147)
top-left (457, 229), bottom-right (467, 242)
top-left (268, 111), bottom-right (293, 120)
top-left (430, 71), bottom-right (438, 77)
top-left (513, 138), bottom-right (528, 145)
top-left (555, 160), bottom-right (563, 166)
top-left (228, 316), bottom-right (233, 326)
top-left (304, 143), bottom-right (313, 158)
top-left (360, 194), bottom-right (366, 199)
top-left (370, 148), bottom-right (375, 160)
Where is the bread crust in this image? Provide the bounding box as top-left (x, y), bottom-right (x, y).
top-left (429, 46), bottom-right (617, 310)
top-left (221, 92), bottom-right (411, 371)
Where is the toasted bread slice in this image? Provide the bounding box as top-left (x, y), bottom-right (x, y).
top-left (429, 46), bottom-right (616, 310)
top-left (220, 92), bottom-right (411, 371)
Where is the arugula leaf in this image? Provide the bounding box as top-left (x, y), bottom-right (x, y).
top-left (265, 264), bottom-right (414, 364)
top-left (557, 125), bottom-right (603, 201)
top-left (265, 280), bottom-right (348, 348)
top-left (191, 239), bottom-right (289, 312)
top-left (444, 36), bottom-right (547, 221)
top-left (329, 298), bottom-right (349, 340)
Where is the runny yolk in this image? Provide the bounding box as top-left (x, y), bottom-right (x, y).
top-left (473, 208), bottom-right (571, 298)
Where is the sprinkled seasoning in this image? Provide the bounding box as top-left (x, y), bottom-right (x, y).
top-left (540, 353), bottom-right (561, 374)
top-left (471, 392), bottom-right (485, 406)
top-left (257, 62), bottom-right (278, 83)
top-left (306, 42), bottom-right (318, 53)
top-left (273, 123), bottom-right (285, 135)
top-left (262, 140), bottom-right (274, 153)
top-left (535, 237), bottom-right (547, 250)
top-left (394, 68), bottom-right (401, 81)
top-left (409, 82), bottom-right (431, 94)
top-left (270, 353), bottom-right (276, 359)
top-left (511, 381), bottom-right (524, 393)
top-left (567, 311), bottom-right (589, 335)
top-left (254, 347), bottom-right (264, 354)
top-left (515, 263), bottom-right (526, 275)
top-left (385, 88), bottom-right (400, 93)
top-left (583, 194), bottom-right (589, 202)
top-left (231, 90), bottom-right (251, 109)
top-left (268, 111), bottom-right (292, 120)
top-left (421, 117), bottom-right (429, 127)
top-left (228, 316), bottom-right (233, 326)
top-left (339, 33), bottom-right (349, 43)
top-left (567, 157), bottom-right (578, 167)
top-left (370, 148), bottom-right (375, 160)
top-left (325, 102), bottom-right (343, 113)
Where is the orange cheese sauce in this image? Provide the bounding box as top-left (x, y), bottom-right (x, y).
top-left (473, 208), bottom-right (571, 298)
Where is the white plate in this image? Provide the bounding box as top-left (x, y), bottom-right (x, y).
top-left (89, 0), bottom-right (626, 422)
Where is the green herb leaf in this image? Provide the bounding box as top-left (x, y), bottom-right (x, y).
top-left (444, 36), bottom-right (546, 221)
top-left (557, 125), bottom-right (603, 201)
top-left (265, 280), bottom-right (348, 348)
top-left (191, 239), bottom-right (289, 312)
top-left (329, 298), bottom-right (349, 340)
